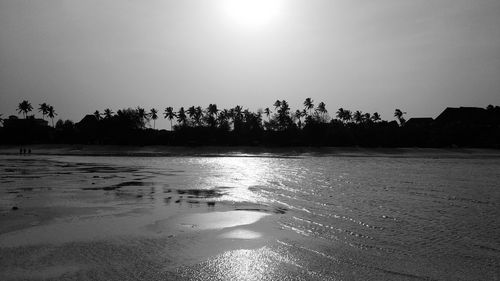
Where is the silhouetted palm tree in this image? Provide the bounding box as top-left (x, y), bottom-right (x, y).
top-left (275, 100), bottom-right (293, 130)
top-left (38, 103), bottom-right (49, 120)
top-left (137, 107), bottom-right (149, 128)
top-left (255, 110), bottom-right (263, 128)
top-left (343, 110), bottom-right (352, 123)
top-left (94, 110), bottom-right (102, 120)
top-left (264, 107), bottom-right (271, 121)
top-left (336, 108), bottom-right (345, 121)
top-left (273, 100), bottom-right (282, 110)
top-left (294, 109), bottom-right (302, 121)
top-left (394, 109), bottom-right (406, 126)
top-left (371, 112), bottom-right (381, 123)
top-left (163, 107), bottom-right (176, 130)
top-left (232, 105), bottom-right (244, 130)
top-left (280, 100), bottom-right (289, 112)
top-left (363, 113), bottom-right (371, 123)
top-left (243, 109), bottom-right (251, 121)
top-left (304, 98), bottom-right (314, 115)
top-left (217, 109), bottom-right (229, 128)
top-left (177, 107), bottom-right (187, 126)
top-left (337, 107), bottom-right (352, 123)
top-left (316, 102), bottom-right (327, 118)
top-left (353, 110), bottom-right (363, 124)
top-left (104, 108), bottom-right (114, 119)
top-left (17, 100), bottom-right (33, 119)
top-left (150, 108), bottom-right (158, 129)
top-left (233, 105), bottom-right (243, 119)
top-left (227, 108), bottom-right (235, 124)
top-left (207, 104), bottom-right (218, 117)
top-left (47, 105), bottom-right (57, 127)
top-left (206, 104), bottom-right (218, 127)
top-left (194, 106), bottom-right (203, 126)
top-left (294, 109), bottom-right (304, 128)
top-left (187, 106), bottom-right (196, 125)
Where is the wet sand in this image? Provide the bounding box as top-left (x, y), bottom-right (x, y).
top-left (1, 150), bottom-right (499, 280)
top-left (0, 155), bottom-right (315, 280)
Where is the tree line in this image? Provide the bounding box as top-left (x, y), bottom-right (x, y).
top-left (1, 99), bottom-right (499, 147)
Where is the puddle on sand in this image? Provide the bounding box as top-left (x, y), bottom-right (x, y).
top-left (219, 229), bottom-right (263, 239)
top-left (179, 211), bottom-right (269, 230)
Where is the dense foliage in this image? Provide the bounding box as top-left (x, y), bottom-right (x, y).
top-left (1, 100), bottom-right (499, 147)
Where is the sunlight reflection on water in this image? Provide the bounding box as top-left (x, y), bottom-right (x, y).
top-left (178, 247), bottom-right (298, 281)
top-left (2, 154), bottom-right (500, 280)
top-left (195, 157), bottom-right (271, 204)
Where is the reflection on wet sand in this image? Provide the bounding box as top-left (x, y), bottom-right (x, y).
top-left (179, 211), bottom-right (269, 230)
top-left (1, 153), bottom-right (500, 280)
top-left (219, 229), bottom-right (262, 239)
top-left (0, 155), bottom-right (290, 280)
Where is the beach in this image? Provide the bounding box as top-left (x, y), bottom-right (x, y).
top-left (1, 147), bottom-right (500, 280)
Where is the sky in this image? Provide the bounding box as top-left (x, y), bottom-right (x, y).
top-left (1, 0), bottom-right (499, 129)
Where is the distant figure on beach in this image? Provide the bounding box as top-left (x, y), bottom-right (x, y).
top-left (23, 148), bottom-right (26, 155)
top-left (28, 149), bottom-right (31, 154)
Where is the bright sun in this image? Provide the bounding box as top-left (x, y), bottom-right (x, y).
top-left (222, 0), bottom-right (284, 28)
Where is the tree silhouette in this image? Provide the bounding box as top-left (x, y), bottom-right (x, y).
top-left (363, 113), bottom-right (371, 123)
top-left (177, 107), bottom-right (187, 127)
top-left (217, 109), bottom-right (229, 129)
top-left (207, 104), bottom-right (218, 117)
top-left (233, 105), bottom-right (243, 130)
top-left (104, 108), bottom-right (114, 119)
top-left (337, 108), bottom-right (353, 123)
top-left (304, 98), bottom-right (314, 116)
top-left (93, 110), bottom-right (102, 120)
top-left (316, 102), bottom-right (327, 119)
top-left (274, 100), bottom-right (293, 130)
top-left (353, 110), bottom-right (363, 124)
top-left (206, 104), bottom-right (218, 127)
top-left (115, 108), bottom-right (143, 130)
top-left (336, 108), bottom-right (345, 121)
top-left (343, 110), bottom-right (352, 123)
top-left (273, 100), bottom-right (282, 111)
top-left (4, 98), bottom-right (500, 147)
top-left (38, 103), bottom-right (49, 120)
top-left (187, 106), bottom-right (196, 126)
top-left (294, 109), bottom-right (302, 121)
top-left (294, 109), bottom-right (304, 128)
top-left (163, 107), bottom-right (176, 130)
top-left (136, 107), bottom-right (149, 128)
top-left (47, 105), bottom-right (57, 127)
top-left (264, 107), bottom-right (271, 122)
top-left (17, 100), bottom-right (33, 119)
top-left (194, 106), bottom-right (203, 126)
top-left (150, 108), bottom-right (158, 129)
top-left (394, 109), bottom-right (406, 126)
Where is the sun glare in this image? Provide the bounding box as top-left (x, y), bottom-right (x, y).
top-left (221, 0), bottom-right (284, 28)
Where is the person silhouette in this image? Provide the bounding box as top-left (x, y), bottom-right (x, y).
top-left (23, 148), bottom-right (26, 155)
top-left (28, 149), bottom-right (31, 154)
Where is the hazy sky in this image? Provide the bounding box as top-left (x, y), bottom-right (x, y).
top-left (1, 0), bottom-right (499, 128)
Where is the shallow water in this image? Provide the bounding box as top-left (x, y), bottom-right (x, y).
top-left (1, 153), bottom-right (500, 280)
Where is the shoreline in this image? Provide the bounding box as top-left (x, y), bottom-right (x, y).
top-left (1, 144), bottom-right (500, 158)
